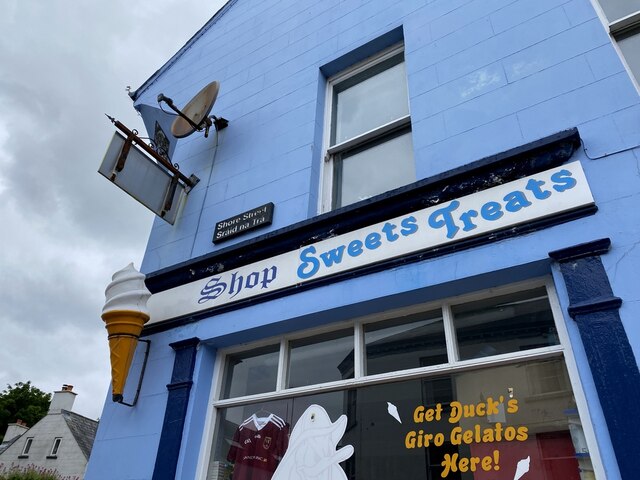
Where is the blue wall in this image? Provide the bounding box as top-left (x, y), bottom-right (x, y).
top-left (87, 0), bottom-right (640, 478)
top-left (134, 0), bottom-right (639, 276)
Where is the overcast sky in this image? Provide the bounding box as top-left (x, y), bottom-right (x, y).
top-left (0, 0), bottom-right (226, 421)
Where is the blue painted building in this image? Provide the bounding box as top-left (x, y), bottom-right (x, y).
top-left (87, 0), bottom-right (640, 479)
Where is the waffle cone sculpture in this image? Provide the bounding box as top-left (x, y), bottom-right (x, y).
top-left (102, 263), bottom-right (151, 403)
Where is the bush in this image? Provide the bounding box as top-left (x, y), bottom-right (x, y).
top-left (0, 464), bottom-right (78, 480)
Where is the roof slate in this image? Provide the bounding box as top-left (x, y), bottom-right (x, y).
top-left (62, 410), bottom-right (99, 460)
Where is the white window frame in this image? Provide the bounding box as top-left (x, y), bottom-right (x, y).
top-left (591, 0), bottom-right (640, 92)
top-left (21, 437), bottom-right (33, 456)
top-left (195, 277), bottom-right (606, 479)
top-left (49, 437), bottom-right (62, 457)
top-left (320, 43), bottom-right (413, 213)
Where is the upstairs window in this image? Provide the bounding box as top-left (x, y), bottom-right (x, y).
top-left (50, 437), bottom-right (62, 456)
top-left (323, 45), bottom-right (415, 211)
top-left (597, 0), bottom-right (640, 84)
top-left (21, 437), bottom-right (33, 456)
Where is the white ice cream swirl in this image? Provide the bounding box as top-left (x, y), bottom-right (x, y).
top-left (102, 263), bottom-right (152, 316)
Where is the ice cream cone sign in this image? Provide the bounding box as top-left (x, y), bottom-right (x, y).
top-left (102, 263), bottom-right (152, 403)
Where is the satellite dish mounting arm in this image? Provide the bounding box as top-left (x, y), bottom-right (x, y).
top-left (157, 81), bottom-right (228, 138)
top-left (157, 94), bottom-right (208, 132)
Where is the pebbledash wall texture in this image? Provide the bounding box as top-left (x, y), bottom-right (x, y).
top-left (86, 0), bottom-right (640, 479)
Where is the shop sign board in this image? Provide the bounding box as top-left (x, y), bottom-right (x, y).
top-left (147, 161), bottom-right (594, 324)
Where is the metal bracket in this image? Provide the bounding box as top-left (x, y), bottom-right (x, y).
top-left (161, 176), bottom-right (180, 218)
top-left (117, 339), bottom-right (151, 408)
top-left (212, 116), bottom-right (229, 131)
top-left (106, 115), bottom-right (199, 191)
top-left (110, 134), bottom-right (135, 181)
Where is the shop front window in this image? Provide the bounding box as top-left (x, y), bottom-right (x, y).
top-left (287, 328), bottom-right (355, 388)
top-left (222, 344), bottom-right (280, 399)
top-left (452, 287), bottom-right (559, 360)
top-left (364, 309), bottom-right (447, 375)
top-left (206, 282), bottom-right (597, 480)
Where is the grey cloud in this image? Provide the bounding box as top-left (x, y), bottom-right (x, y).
top-left (0, 0), bottom-right (225, 419)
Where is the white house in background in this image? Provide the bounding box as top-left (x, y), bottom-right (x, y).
top-left (0, 420), bottom-right (29, 454)
top-left (0, 385), bottom-right (98, 479)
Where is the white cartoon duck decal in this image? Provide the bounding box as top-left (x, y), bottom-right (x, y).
top-left (272, 404), bottom-right (354, 480)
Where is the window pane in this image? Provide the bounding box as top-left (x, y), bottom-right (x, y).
top-left (598, 0), bottom-right (640, 22)
top-left (365, 310), bottom-right (447, 375)
top-left (210, 359), bottom-right (593, 480)
top-left (209, 391), bottom-right (351, 480)
top-left (222, 345), bottom-right (280, 399)
top-left (619, 31), bottom-right (640, 83)
top-left (334, 61), bottom-right (409, 144)
top-left (452, 287), bottom-right (559, 360)
top-left (209, 399), bottom-right (292, 480)
top-left (22, 438), bottom-right (33, 454)
top-left (354, 359), bottom-right (592, 480)
top-left (51, 438), bottom-right (61, 455)
top-left (288, 329), bottom-right (354, 388)
top-left (336, 131), bottom-right (415, 208)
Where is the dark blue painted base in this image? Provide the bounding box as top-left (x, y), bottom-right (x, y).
top-left (152, 338), bottom-right (200, 480)
top-left (550, 239), bottom-right (640, 479)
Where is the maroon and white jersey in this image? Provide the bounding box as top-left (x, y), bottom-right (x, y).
top-left (227, 415), bottom-right (289, 480)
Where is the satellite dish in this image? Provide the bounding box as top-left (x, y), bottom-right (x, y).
top-left (171, 81), bottom-right (219, 138)
top-left (157, 81), bottom-right (228, 139)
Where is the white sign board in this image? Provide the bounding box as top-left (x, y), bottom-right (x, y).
top-left (99, 131), bottom-right (185, 225)
top-left (147, 162), bottom-right (594, 324)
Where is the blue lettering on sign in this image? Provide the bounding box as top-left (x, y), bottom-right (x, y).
top-left (297, 246), bottom-right (320, 280)
top-left (503, 190), bottom-right (531, 212)
top-left (400, 216), bottom-right (418, 236)
top-left (428, 201), bottom-right (460, 239)
top-left (198, 276), bottom-right (226, 303)
top-left (320, 245), bottom-right (346, 268)
top-left (199, 266), bottom-right (278, 304)
top-left (296, 216), bottom-right (420, 280)
top-left (550, 169), bottom-right (577, 191)
top-left (295, 169), bottom-right (579, 281)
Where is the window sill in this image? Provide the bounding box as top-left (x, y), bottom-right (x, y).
top-left (18, 455), bottom-right (28, 459)
top-left (46, 455), bottom-right (58, 459)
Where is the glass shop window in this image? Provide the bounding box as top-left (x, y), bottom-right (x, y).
top-left (207, 359), bottom-right (595, 480)
top-left (287, 328), bottom-right (354, 388)
top-left (452, 287), bottom-right (559, 361)
top-left (208, 282), bottom-right (600, 480)
top-left (364, 309), bottom-right (447, 375)
top-left (222, 344), bottom-right (280, 399)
